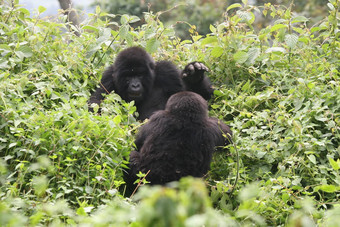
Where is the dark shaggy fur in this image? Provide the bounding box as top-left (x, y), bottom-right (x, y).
top-left (125, 91), bottom-right (232, 190)
top-left (88, 46), bottom-right (213, 120)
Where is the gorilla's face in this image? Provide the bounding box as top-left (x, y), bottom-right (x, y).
top-left (117, 65), bottom-right (155, 103)
top-left (113, 46), bottom-right (156, 103)
top-left (126, 75), bottom-right (143, 100)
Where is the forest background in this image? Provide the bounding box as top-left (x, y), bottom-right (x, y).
top-left (0, 0), bottom-right (339, 226)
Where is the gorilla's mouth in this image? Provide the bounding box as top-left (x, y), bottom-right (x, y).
top-left (128, 91), bottom-right (142, 99)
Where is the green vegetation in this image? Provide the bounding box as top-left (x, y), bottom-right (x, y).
top-left (94, 0), bottom-right (330, 39)
top-left (1, 0), bottom-right (339, 226)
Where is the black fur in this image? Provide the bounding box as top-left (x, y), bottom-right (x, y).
top-left (125, 91), bottom-right (232, 189)
top-left (88, 47), bottom-right (213, 120)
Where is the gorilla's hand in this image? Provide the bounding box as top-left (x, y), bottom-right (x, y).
top-left (182, 62), bottom-right (209, 84)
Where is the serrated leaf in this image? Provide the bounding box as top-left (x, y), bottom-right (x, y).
top-left (113, 115), bottom-right (122, 125)
top-left (145, 28), bottom-right (156, 39)
top-left (237, 11), bottom-right (255, 24)
top-left (242, 80), bottom-right (251, 91)
top-left (0, 44), bottom-right (11, 51)
top-left (291, 16), bottom-right (309, 23)
top-left (247, 47), bottom-right (260, 65)
top-left (201, 36), bottom-right (218, 45)
top-left (38, 6), bottom-right (46, 14)
top-left (285, 34), bottom-right (298, 49)
top-left (120, 15), bottom-right (129, 25)
top-left (274, 19), bottom-right (287, 25)
top-left (282, 193), bottom-right (290, 203)
top-left (82, 25), bottom-right (98, 32)
top-left (18, 8), bottom-right (30, 16)
top-left (17, 46), bottom-right (33, 58)
top-left (0, 60), bottom-right (9, 69)
top-left (315, 115), bottom-right (327, 122)
top-left (146, 38), bottom-right (160, 53)
top-left (293, 97), bottom-right (304, 111)
top-left (329, 157), bottom-right (340, 170)
top-left (95, 5), bottom-right (101, 14)
top-left (316, 184), bottom-right (338, 193)
top-left (163, 28), bottom-right (175, 37)
top-left (77, 207), bottom-right (87, 216)
top-left (129, 16), bottom-right (140, 23)
top-left (227, 3), bottom-right (242, 12)
top-left (270, 24), bottom-right (287, 32)
top-left (209, 24), bottom-right (216, 33)
top-left (211, 46), bottom-right (224, 58)
top-left (233, 51), bottom-right (248, 64)
top-left (311, 26), bottom-right (325, 33)
top-left (265, 47), bottom-right (286, 54)
top-left (119, 25), bottom-right (128, 39)
top-left (308, 154), bottom-right (316, 164)
top-left (327, 3), bottom-right (335, 11)
top-left (9, 142), bottom-right (17, 148)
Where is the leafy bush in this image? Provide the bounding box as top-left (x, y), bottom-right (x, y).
top-left (0, 0), bottom-right (340, 226)
top-left (93, 0), bottom-right (227, 39)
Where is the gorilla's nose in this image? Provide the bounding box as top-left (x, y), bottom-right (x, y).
top-left (131, 83), bottom-right (141, 90)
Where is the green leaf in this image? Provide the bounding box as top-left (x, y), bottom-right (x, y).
top-left (265, 47), bottom-right (286, 54)
top-left (282, 193), bottom-right (290, 203)
top-left (270, 24), bottom-right (287, 32)
top-left (9, 142), bottom-right (17, 149)
top-left (211, 46), bottom-right (224, 58)
top-left (315, 115), bottom-right (327, 122)
top-left (209, 24), bottom-right (216, 33)
top-left (113, 115), bottom-right (122, 125)
top-left (308, 155), bottom-right (316, 164)
top-left (316, 184), bottom-right (338, 193)
top-left (17, 46), bottom-right (33, 58)
top-left (95, 5), bottom-right (101, 14)
top-left (291, 16), bottom-right (309, 23)
top-left (327, 3), bottom-right (335, 11)
top-left (226, 3), bottom-right (242, 12)
top-left (201, 36), bottom-right (218, 45)
top-left (233, 51), bottom-right (248, 64)
top-left (285, 34), bottom-right (298, 49)
top-left (18, 8), bottom-right (30, 16)
top-left (38, 6), bottom-right (46, 14)
top-left (163, 28), bottom-right (175, 37)
top-left (129, 16), bottom-right (140, 23)
top-left (0, 59), bottom-right (9, 69)
top-left (329, 158), bottom-right (340, 170)
top-left (82, 25), bottom-right (99, 32)
top-left (120, 14), bottom-right (129, 25)
top-left (242, 80), bottom-right (251, 91)
top-left (146, 38), bottom-right (160, 53)
top-left (119, 25), bottom-right (129, 39)
top-left (237, 11), bottom-right (255, 24)
top-left (247, 47), bottom-right (260, 65)
top-left (32, 176), bottom-right (48, 197)
top-left (76, 207), bottom-right (87, 216)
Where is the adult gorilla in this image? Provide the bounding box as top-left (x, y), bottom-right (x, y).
top-left (88, 46), bottom-right (213, 120)
top-left (125, 91), bottom-right (232, 188)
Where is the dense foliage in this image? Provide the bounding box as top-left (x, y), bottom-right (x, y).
top-left (0, 0), bottom-right (339, 226)
top-left (93, 0), bottom-right (330, 39)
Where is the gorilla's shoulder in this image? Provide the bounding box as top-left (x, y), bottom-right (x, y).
top-left (154, 61), bottom-right (184, 94)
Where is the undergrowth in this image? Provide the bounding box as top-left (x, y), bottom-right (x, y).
top-left (0, 0), bottom-right (339, 226)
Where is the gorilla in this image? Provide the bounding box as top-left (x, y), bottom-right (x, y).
top-left (125, 91), bottom-right (232, 189)
top-left (88, 46), bottom-right (214, 120)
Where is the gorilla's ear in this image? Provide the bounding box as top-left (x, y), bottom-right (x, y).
top-left (149, 62), bottom-right (155, 70)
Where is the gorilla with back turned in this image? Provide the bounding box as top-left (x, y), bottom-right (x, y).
top-left (88, 46), bottom-right (214, 120)
top-left (125, 91), bottom-right (232, 188)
